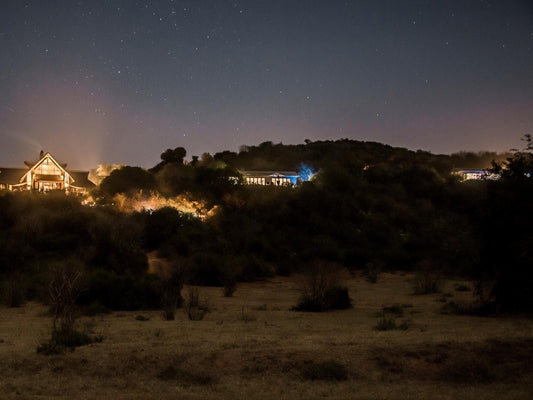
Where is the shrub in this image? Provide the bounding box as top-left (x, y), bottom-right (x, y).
top-left (293, 262), bottom-right (352, 312)
top-left (454, 283), bottom-right (471, 292)
top-left (298, 360), bottom-right (348, 381)
top-left (184, 287), bottom-right (209, 321)
top-left (78, 269), bottom-right (161, 311)
top-left (375, 316), bottom-right (397, 331)
top-left (36, 260), bottom-right (104, 355)
top-left (374, 314), bottom-right (410, 331)
top-left (223, 280), bottom-right (237, 297)
top-left (81, 301), bottom-right (110, 316)
top-left (158, 264), bottom-right (185, 320)
top-left (48, 261), bottom-right (85, 338)
top-left (1, 273), bottom-right (26, 307)
top-left (37, 330), bottom-right (101, 355)
top-left (382, 304), bottom-right (404, 316)
top-left (157, 365), bottom-right (217, 386)
top-left (412, 271), bottom-right (442, 295)
top-left (440, 300), bottom-right (497, 316)
top-left (365, 261), bottom-right (381, 283)
top-left (188, 253), bottom-right (222, 286)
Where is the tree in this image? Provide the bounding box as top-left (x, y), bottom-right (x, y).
top-left (161, 147), bottom-right (187, 164)
top-left (48, 261), bottom-right (84, 337)
top-left (478, 135), bottom-right (533, 311)
top-left (99, 166), bottom-right (156, 197)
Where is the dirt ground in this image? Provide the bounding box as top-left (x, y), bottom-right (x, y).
top-left (1, 272), bottom-right (532, 399)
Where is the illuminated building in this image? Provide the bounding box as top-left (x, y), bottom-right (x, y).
top-left (0, 151), bottom-right (95, 193)
top-left (240, 171), bottom-right (300, 186)
top-left (453, 169), bottom-right (499, 181)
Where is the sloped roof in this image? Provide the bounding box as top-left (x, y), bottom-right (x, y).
top-left (240, 170), bottom-right (299, 177)
top-left (69, 171), bottom-right (96, 188)
top-left (19, 152), bottom-right (70, 183)
top-left (1, 152), bottom-right (94, 189)
top-left (0, 168), bottom-right (27, 184)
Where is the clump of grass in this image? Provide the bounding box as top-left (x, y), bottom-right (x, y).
top-left (253, 304), bottom-right (268, 311)
top-left (412, 271), bottom-right (442, 295)
top-left (437, 294), bottom-right (453, 303)
top-left (240, 313), bottom-right (257, 322)
top-left (135, 315), bottom-right (150, 321)
top-left (382, 304), bottom-right (404, 316)
top-left (298, 360), bottom-right (348, 381)
top-left (375, 316), bottom-right (396, 331)
top-left (240, 307), bottom-right (257, 322)
top-left (454, 283), bottom-right (471, 292)
top-left (374, 353), bottom-right (404, 374)
top-left (374, 314), bottom-right (410, 331)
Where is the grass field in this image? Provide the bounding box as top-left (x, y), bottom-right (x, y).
top-left (1, 272), bottom-right (532, 399)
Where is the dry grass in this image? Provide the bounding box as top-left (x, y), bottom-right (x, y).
top-left (0, 273), bottom-right (532, 399)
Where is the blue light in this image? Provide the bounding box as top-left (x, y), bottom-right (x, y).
top-left (298, 163), bottom-right (316, 181)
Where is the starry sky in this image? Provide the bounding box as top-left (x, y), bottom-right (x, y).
top-left (1, 0), bottom-right (532, 169)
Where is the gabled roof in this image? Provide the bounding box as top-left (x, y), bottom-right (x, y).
top-left (24, 160), bottom-right (67, 169)
top-left (1, 152), bottom-right (95, 190)
top-left (19, 152), bottom-right (72, 184)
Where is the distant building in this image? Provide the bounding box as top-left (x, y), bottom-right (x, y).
top-left (240, 170), bottom-right (300, 186)
top-left (0, 152), bottom-right (95, 194)
top-left (453, 169), bottom-right (499, 181)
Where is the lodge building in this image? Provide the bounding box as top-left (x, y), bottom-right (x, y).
top-left (453, 169), bottom-right (499, 181)
top-left (0, 152), bottom-right (95, 194)
top-left (240, 170), bottom-right (300, 186)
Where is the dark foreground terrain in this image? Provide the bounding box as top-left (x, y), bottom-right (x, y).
top-left (1, 273), bottom-right (532, 400)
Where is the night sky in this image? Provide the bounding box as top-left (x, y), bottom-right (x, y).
top-left (1, 1), bottom-right (532, 169)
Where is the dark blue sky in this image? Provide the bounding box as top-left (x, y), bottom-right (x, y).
top-left (1, 0), bottom-right (532, 168)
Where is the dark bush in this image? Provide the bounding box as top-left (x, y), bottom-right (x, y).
top-left (382, 304), bottom-right (404, 316)
top-left (454, 283), bottom-right (471, 292)
top-left (298, 360), bottom-right (348, 381)
top-left (157, 365), bottom-right (217, 385)
top-left (1, 274), bottom-right (26, 307)
top-left (78, 269), bottom-right (161, 310)
top-left (374, 314), bottom-right (410, 331)
top-left (188, 253), bottom-right (223, 286)
top-left (81, 301), bottom-right (111, 316)
top-left (412, 271), bottom-right (442, 295)
top-left (293, 262), bottom-right (352, 312)
top-left (37, 330), bottom-right (101, 355)
top-left (158, 266), bottom-right (185, 320)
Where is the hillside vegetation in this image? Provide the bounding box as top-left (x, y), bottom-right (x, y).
top-left (0, 138), bottom-right (531, 313)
